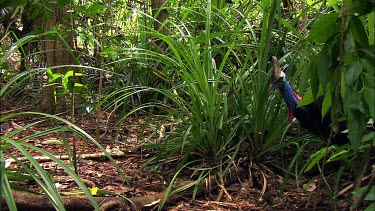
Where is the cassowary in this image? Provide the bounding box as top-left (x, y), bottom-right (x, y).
top-left (269, 56), bottom-right (348, 144)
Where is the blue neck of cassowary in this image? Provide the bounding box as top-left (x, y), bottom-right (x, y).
top-left (281, 78), bottom-right (300, 111)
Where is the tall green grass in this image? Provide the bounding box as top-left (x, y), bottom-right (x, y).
top-left (100, 2), bottom-right (298, 208)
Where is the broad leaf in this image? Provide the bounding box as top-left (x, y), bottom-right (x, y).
top-left (308, 57), bottom-right (319, 98)
top-left (347, 0), bottom-right (375, 16)
top-left (345, 61), bottom-right (363, 86)
top-left (365, 203), bottom-right (375, 211)
top-left (349, 17), bottom-right (369, 48)
top-left (307, 12), bottom-right (340, 43)
top-left (298, 85), bottom-right (324, 107)
top-left (340, 68), bottom-right (347, 98)
top-left (322, 90), bottom-right (332, 120)
top-left (46, 69), bottom-right (63, 83)
top-left (62, 70), bottom-right (83, 92)
top-left (347, 109), bottom-right (367, 150)
top-left (363, 87), bottom-right (375, 118)
top-left (317, 47), bottom-right (331, 89)
top-left (327, 0), bottom-right (340, 6)
top-left (346, 90), bottom-right (367, 114)
top-left (352, 186), bottom-right (375, 201)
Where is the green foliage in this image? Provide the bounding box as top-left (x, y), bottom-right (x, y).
top-left (2, 0), bottom-right (374, 209)
top-left (307, 12), bottom-right (340, 43)
top-left (46, 69), bottom-right (84, 94)
top-left (305, 3), bottom-right (374, 150)
top-left (352, 185), bottom-right (375, 211)
top-left (99, 3), bottom-right (294, 208)
top-left (347, 0), bottom-right (375, 16)
top-left (304, 146), bottom-right (335, 173)
top-left (0, 0), bottom-right (27, 8)
top-left (104, 3), bottom-right (243, 167)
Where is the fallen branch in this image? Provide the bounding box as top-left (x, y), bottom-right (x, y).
top-left (5, 151), bottom-right (127, 165)
top-left (338, 174), bottom-right (372, 197)
top-left (2, 167), bottom-right (246, 211)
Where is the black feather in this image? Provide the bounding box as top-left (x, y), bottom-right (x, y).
top-left (293, 95), bottom-right (348, 144)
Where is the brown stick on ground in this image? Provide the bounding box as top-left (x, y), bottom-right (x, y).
top-left (5, 151), bottom-right (126, 164)
top-left (2, 167), bottom-right (246, 211)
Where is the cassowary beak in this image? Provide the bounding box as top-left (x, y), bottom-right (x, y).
top-left (269, 56), bottom-right (282, 93)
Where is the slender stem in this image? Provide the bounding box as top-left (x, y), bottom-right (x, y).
top-left (350, 167), bottom-right (375, 211)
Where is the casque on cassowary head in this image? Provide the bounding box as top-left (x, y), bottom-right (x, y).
top-left (269, 56), bottom-right (348, 144)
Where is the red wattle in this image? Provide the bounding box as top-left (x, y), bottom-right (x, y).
top-left (293, 91), bottom-right (302, 102)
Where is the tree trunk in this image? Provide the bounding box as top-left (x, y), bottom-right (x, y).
top-left (151, 0), bottom-right (169, 35)
top-left (38, 5), bottom-right (75, 114)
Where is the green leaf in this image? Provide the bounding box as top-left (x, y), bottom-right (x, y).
top-left (347, 109), bottom-right (367, 150)
top-left (62, 70), bottom-right (82, 92)
top-left (4, 0), bottom-right (27, 7)
top-left (369, 12), bottom-right (375, 45)
top-left (57, 0), bottom-right (74, 8)
top-left (347, 90), bottom-right (367, 113)
top-left (352, 186), bottom-right (375, 201)
top-left (63, 70), bottom-right (74, 79)
top-left (42, 9), bottom-right (52, 24)
top-left (340, 68), bottom-right (347, 98)
top-left (305, 146), bottom-right (335, 173)
top-left (307, 12), bottom-right (340, 43)
top-left (327, 0), bottom-right (340, 6)
top-left (349, 17), bottom-right (369, 48)
top-left (46, 69), bottom-right (63, 83)
top-left (348, 0), bottom-right (375, 16)
top-left (46, 69), bottom-right (53, 78)
top-left (362, 131), bottom-right (375, 144)
top-left (364, 87), bottom-right (375, 118)
top-left (101, 47), bottom-right (119, 57)
top-left (309, 57), bottom-right (320, 98)
top-left (363, 72), bottom-right (375, 90)
top-left (327, 148), bottom-right (349, 162)
top-left (28, 3), bottom-right (41, 20)
top-left (344, 32), bottom-right (356, 52)
top-left (345, 61), bottom-right (363, 86)
top-left (299, 85), bottom-right (324, 107)
top-left (74, 83), bottom-right (84, 87)
top-left (322, 90), bottom-right (332, 119)
top-left (362, 58), bottom-right (375, 76)
top-left (86, 4), bottom-right (107, 16)
top-left (317, 48), bottom-right (331, 89)
top-left (365, 203), bottom-right (375, 211)
top-left (343, 49), bottom-right (357, 63)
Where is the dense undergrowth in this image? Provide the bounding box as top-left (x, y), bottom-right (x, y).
top-left (1, 0), bottom-right (374, 210)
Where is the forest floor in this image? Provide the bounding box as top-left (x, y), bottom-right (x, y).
top-left (0, 97), bottom-right (369, 211)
